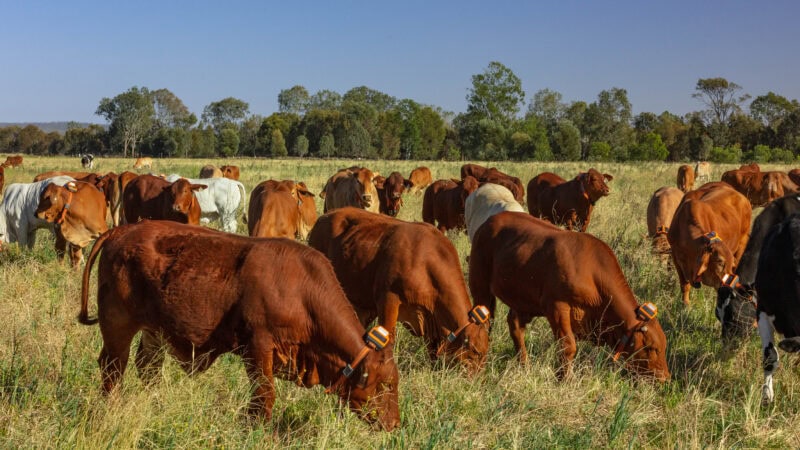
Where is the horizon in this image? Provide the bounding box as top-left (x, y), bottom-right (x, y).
top-left (2, 1), bottom-right (799, 123)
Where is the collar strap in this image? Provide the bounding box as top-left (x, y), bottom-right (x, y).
top-left (721, 273), bottom-right (740, 289)
top-left (612, 302), bottom-right (658, 362)
top-left (55, 190), bottom-right (74, 225)
top-left (446, 305), bottom-right (491, 343)
top-left (325, 326), bottom-right (390, 394)
top-left (579, 179), bottom-right (589, 201)
top-left (655, 226), bottom-right (668, 236)
top-left (704, 231), bottom-right (722, 245)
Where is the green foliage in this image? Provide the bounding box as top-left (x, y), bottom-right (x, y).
top-left (527, 88), bottom-right (565, 124)
top-left (307, 89), bottom-right (342, 110)
top-left (466, 61), bottom-right (525, 127)
top-left (319, 133), bottom-right (335, 157)
top-left (692, 77), bottom-right (750, 125)
top-left (292, 135), bottom-right (309, 157)
top-left (769, 147), bottom-right (795, 163)
top-left (708, 145), bottom-right (742, 163)
top-left (511, 116), bottom-right (552, 160)
top-left (189, 126), bottom-right (217, 158)
top-left (343, 86), bottom-right (396, 112)
top-left (270, 129), bottom-right (287, 157)
top-left (201, 97), bottom-right (250, 131)
top-left (629, 132), bottom-right (668, 161)
top-left (217, 126), bottom-right (240, 157)
top-left (278, 85), bottom-right (310, 115)
top-left (550, 120), bottom-right (582, 161)
top-left (587, 141), bottom-right (612, 161)
top-left (95, 86), bottom-right (155, 157)
top-left (743, 144), bottom-right (772, 162)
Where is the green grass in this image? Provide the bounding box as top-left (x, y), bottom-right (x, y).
top-left (1, 156), bottom-right (799, 448)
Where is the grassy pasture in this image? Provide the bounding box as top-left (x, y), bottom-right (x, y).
top-left (1, 156), bottom-right (800, 448)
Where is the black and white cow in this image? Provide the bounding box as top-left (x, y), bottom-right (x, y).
top-left (753, 213), bottom-right (800, 403)
top-left (81, 154), bottom-right (94, 169)
top-left (716, 194), bottom-right (800, 341)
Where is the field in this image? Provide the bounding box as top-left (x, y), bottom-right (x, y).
top-left (1, 156), bottom-right (799, 448)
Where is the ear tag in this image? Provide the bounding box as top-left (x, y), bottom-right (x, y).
top-left (468, 305), bottom-right (490, 325)
top-left (365, 326), bottom-right (390, 350)
top-left (66, 182), bottom-right (78, 193)
top-left (636, 303), bottom-right (658, 322)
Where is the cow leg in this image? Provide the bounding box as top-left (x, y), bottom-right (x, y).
top-left (758, 312), bottom-right (779, 403)
top-left (68, 244), bottom-right (83, 268)
top-left (54, 233), bottom-right (67, 261)
top-left (135, 330), bottom-right (166, 384)
top-left (244, 333), bottom-right (276, 420)
top-left (97, 321), bottom-right (139, 394)
top-left (507, 309), bottom-right (533, 364)
top-left (377, 293), bottom-right (402, 344)
top-left (549, 304), bottom-right (577, 381)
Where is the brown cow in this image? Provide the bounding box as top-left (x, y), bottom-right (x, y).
top-left (695, 161), bottom-right (711, 182)
top-left (422, 177), bottom-right (480, 233)
top-left (376, 172), bottom-right (412, 217)
top-left (3, 155), bottom-right (23, 168)
top-left (198, 165), bottom-right (223, 178)
top-left (722, 169), bottom-right (797, 207)
top-left (35, 181), bottom-right (108, 268)
top-left (527, 168), bottom-right (613, 232)
top-left (668, 182), bottom-right (752, 305)
top-left (461, 163), bottom-right (493, 180)
top-left (677, 164), bottom-right (695, 193)
top-left (220, 165), bottom-right (240, 180)
top-left (78, 220), bottom-right (399, 430)
top-left (248, 180), bottom-right (318, 239)
top-left (646, 187), bottom-right (684, 255)
top-left (33, 171), bottom-right (93, 182)
top-left (739, 162), bottom-right (761, 172)
top-left (308, 208), bottom-right (489, 373)
top-left (132, 157), bottom-right (153, 170)
top-left (111, 171), bottom-right (138, 226)
top-left (469, 211), bottom-right (669, 381)
top-left (322, 167), bottom-right (380, 214)
top-left (123, 175), bottom-right (206, 225)
top-left (407, 166), bottom-right (433, 194)
top-left (461, 164), bottom-right (524, 202)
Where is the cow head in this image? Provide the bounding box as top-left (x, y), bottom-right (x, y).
top-left (344, 346), bottom-right (400, 431)
top-left (379, 172), bottom-right (409, 217)
top-left (693, 232), bottom-right (735, 289)
top-left (295, 181), bottom-right (318, 239)
top-left (35, 183), bottom-right (72, 223)
top-left (438, 313), bottom-right (490, 375)
top-left (621, 316), bottom-right (670, 382)
top-left (578, 169), bottom-right (613, 204)
top-left (165, 179), bottom-right (206, 222)
top-left (715, 284), bottom-right (757, 343)
top-left (354, 169), bottom-right (377, 209)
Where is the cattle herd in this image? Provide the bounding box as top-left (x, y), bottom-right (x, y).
top-left (2, 155), bottom-right (800, 431)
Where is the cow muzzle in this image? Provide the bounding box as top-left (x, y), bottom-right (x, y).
top-left (361, 194), bottom-right (373, 207)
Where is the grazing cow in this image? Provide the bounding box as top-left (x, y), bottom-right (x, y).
top-left (199, 165), bottom-right (223, 178)
top-left (0, 176), bottom-right (75, 248)
top-left (677, 164), bottom-right (695, 193)
top-left (220, 165), bottom-right (240, 180)
top-left (322, 167), bottom-right (380, 214)
top-left (527, 168), bottom-right (613, 232)
top-left (751, 214), bottom-right (800, 403)
top-left (695, 161), bottom-right (711, 182)
top-left (465, 183), bottom-right (524, 243)
top-left (132, 157), bottom-right (153, 170)
top-left (422, 177), bottom-right (480, 233)
top-left (78, 220), bottom-right (400, 430)
top-left (722, 169), bottom-right (797, 207)
top-left (309, 208), bottom-right (489, 373)
top-left (461, 164), bottom-right (524, 203)
top-left (376, 172), bottom-right (412, 217)
top-left (716, 195), bottom-right (800, 341)
top-left (123, 175), bottom-right (206, 225)
top-left (3, 155), bottom-right (23, 168)
top-left (407, 166), bottom-right (433, 194)
top-left (33, 171), bottom-right (93, 182)
top-left (646, 187), bottom-right (684, 255)
top-left (469, 212), bottom-right (669, 381)
top-left (35, 181), bottom-right (108, 267)
top-left (81, 154), bottom-right (94, 169)
top-left (667, 182), bottom-right (751, 306)
top-left (164, 175), bottom-right (246, 233)
top-left (248, 180), bottom-right (317, 239)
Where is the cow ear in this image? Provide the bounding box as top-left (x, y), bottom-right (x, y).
top-left (190, 184), bottom-right (207, 192)
top-left (603, 173), bottom-right (614, 182)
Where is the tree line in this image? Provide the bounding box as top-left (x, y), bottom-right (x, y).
top-left (2, 62), bottom-right (799, 163)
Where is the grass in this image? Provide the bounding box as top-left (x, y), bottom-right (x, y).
top-left (1, 156), bottom-right (800, 448)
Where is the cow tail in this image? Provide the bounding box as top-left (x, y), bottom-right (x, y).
top-left (79, 227), bottom-right (119, 325)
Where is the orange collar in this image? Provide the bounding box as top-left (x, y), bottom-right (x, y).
top-left (55, 191), bottom-right (73, 225)
top-left (325, 346), bottom-right (370, 394)
top-left (579, 181), bottom-right (589, 201)
top-left (655, 226), bottom-right (668, 236)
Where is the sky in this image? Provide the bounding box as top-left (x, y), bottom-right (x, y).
top-left (1, 0), bottom-right (799, 123)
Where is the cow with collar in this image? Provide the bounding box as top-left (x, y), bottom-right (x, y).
top-left (0, 176), bottom-right (75, 250)
top-left (667, 182), bottom-right (751, 306)
top-left (527, 168), bottom-right (613, 232)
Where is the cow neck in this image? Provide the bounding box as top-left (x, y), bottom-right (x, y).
top-left (577, 179), bottom-right (594, 205)
top-left (56, 190), bottom-right (74, 225)
top-left (431, 295), bottom-right (472, 342)
top-left (312, 308), bottom-right (373, 388)
top-left (598, 275), bottom-right (641, 347)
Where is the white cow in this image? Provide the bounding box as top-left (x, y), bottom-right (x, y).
top-left (164, 175), bottom-right (245, 233)
top-left (0, 176), bottom-right (75, 248)
top-left (465, 183), bottom-right (525, 243)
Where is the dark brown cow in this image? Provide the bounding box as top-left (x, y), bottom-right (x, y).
top-left (309, 208), bottom-right (489, 373)
top-left (220, 165), bottom-right (240, 180)
top-left (78, 221), bottom-right (399, 430)
top-left (112, 171), bottom-right (138, 226)
top-left (722, 169), bottom-right (797, 207)
top-left (788, 168), bottom-right (800, 186)
top-left (527, 168), bottom-right (613, 232)
top-left (376, 172), bottom-right (412, 217)
top-left (3, 155), bottom-right (23, 168)
top-left (740, 162), bottom-right (761, 172)
top-left (322, 167), bottom-right (380, 214)
top-left (422, 177), bottom-right (480, 232)
top-left (33, 171), bottom-right (93, 182)
top-left (677, 164), bottom-right (695, 193)
top-left (460, 163), bottom-right (493, 180)
top-left (35, 181), bottom-right (108, 268)
top-left (469, 212), bottom-right (669, 381)
top-left (248, 180), bottom-right (317, 239)
top-left (123, 175), bottom-right (206, 225)
top-left (668, 182), bottom-right (752, 305)
top-left (407, 166), bottom-right (433, 194)
top-left (199, 165), bottom-right (222, 178)
top-left (646, 186), bottom-right (684, 255)
top-left (460, 164), bottom-right (524, 202)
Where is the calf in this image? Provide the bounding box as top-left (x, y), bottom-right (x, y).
top-left (309, 208), bottom-right (489, 373)
top-left (132, 157), bottom-right (153, 170)
top-left (465, 183), bottom-right (524, 243)
top-left (469, 212), bottom-right (669, 381)
top-left (248, 179), bottom-right (317, 239)
top-left (199, 165), bottom-right (222, 178)
top-left (81, 154), bottom-right (94, 169)
top-left (322, 167), bottom-right (380, 214)
top-left (220, 165), bottom-right (240, 180)
top-left (376, 172), bottom-right (412, 217)
top-left (677, 164), bottom-right (695, 193)
top-left (752, 213), bottom-right (800, 404)
top-left (646, 187), bottom-right (684, 255)
top-left (722, 169), bottom-right (797, 207)
top-left (0, 176), bottom-right (75, 249)
top-left (407, 166), bottom-right (433, 194)
top-left (3, 155), bottom-right (23, 168)
top-left (667, 182), bottom-right (751, 306)
top-left (165, 174), bottom-right (246, 233)
top-left (422, 177), bottom-right (480, 233)
top-left (123, 175), bottom-right (206, 225)
top-left (695, 161), bottom-right (711, 182)
top-left (79, 220), bottom-right (399, 429)
top-left (527, 168), bottom-right (613, 232)
top-left (35, 181), bottom-right (108, 267)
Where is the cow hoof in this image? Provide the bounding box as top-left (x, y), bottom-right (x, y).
top-left (762, 384), bottom-right (775, 404)
top-left (778, 337), bottom-right (800, 353)
top-left (691, 282), bottom-right (701, 289)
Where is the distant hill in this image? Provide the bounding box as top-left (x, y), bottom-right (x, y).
top-left (0, 122), bottom-right (102, 134)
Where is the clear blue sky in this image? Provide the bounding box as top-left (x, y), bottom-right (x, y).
top-left (2, 0), bottom-right (799, 123)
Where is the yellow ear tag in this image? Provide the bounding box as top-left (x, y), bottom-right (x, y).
top-left (66, 182), bottom-right (78, 193)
